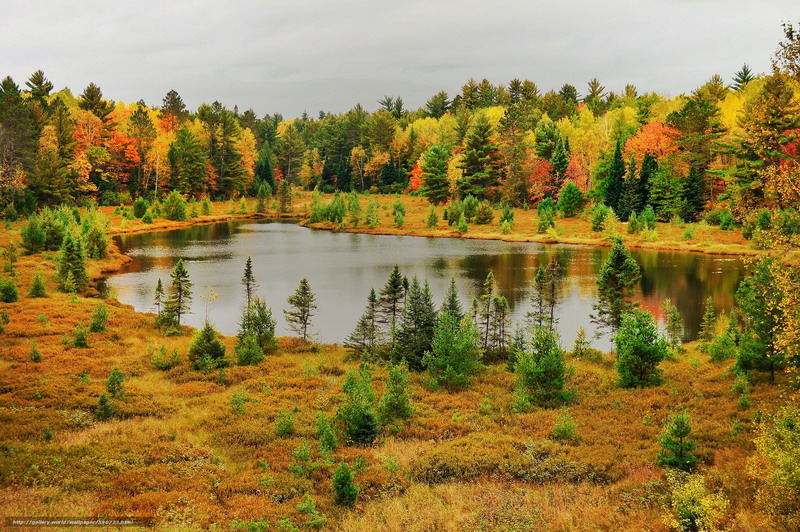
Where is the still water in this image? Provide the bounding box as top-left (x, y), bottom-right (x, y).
top-left (103, 220), bottom-right (745, 351)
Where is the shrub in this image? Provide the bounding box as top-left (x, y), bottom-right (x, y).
top-left (188, 321), bottom-right (227, 370)
top-left (238, 297), bottom-right (277, 354)
top-left (317, 413), bottom-right (338, 453)
top-left (708, 332), bottom-right (736, 362)
top-left (365, 198), bottom-right (380, 228)
top-left (141, 211), bottom-right (154, 224)
top-left (235, 332), bottom-right (263, 366)
top-left (513, 326), bottom-right (570, 410)
top-left (456, 213), bottom-right (468, 233)
top-left (89, 302), bottom-right (109, 333)
top-left (133, 197), bottom-right (149, 218)
top-left (378, 364), bottom-right (414, 425)
top-left (462, 195), bottom-right (478, 221)
top-left (288, 442), bottom-right (317, 477)
top-left (627, 211), bottom-right (640, 234)
top-left (72, 323), bottom-right (89, 348)
top-left (337, 366), bottom-right (379, 445)
top-left (591, 204), bottom-right (609, 232)
top-left (229, 390), bottom-right (251, 414)
top-left (201, 198), bottom-right (213, 215)
top-left (557, 182), bottom-right (584, 218)
top-left (275, 410), bottom-right (296, 438)
top-left (162, 190), bottom-right (188, 221)
top-left (640, 205), bottom-right (657, 230)
top-left (500, 204), bottom-right (514, 227)
top-left (95, 394), bottom-right (115, 420)
top-left (473, 201), bottom-right (494, 224)
top-left (28, 271), bottom-right (47, 298)
top-left (500, 220), bottom-right (512, 234)
top-left (106, 367), bottom-right (125, 398)
top-left (296, 494), bottom-right (327, 529)
top-left (30, 340), bottom-right (42, 363)
top-left (665, 471), bottom-right (729, 532)
top-left (719, 209), bottom-right (735, 230)
top-left (151, 345), bottom-right (180, 370)
top-left (537, 208), bottom-right (555, 233)
top-left (333, 463), bottom-right (359, 506)
top-left (444, 201), bottom-right (463, 226)
top-left (551, 408), bottom-right (578, 443)
top-left (0, 276), bottom-right (18, 303)
top-left (615, 309), bottom-right (668, 388)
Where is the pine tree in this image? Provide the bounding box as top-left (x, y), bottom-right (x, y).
top-left (56, 233), bottom-right (88, 293)
top-left (241, 257), bottom-right (257, 307)
top-left (378, 363), bottom-right (414, 424)
top-left (338, 366), bottom-right (379, 445)
top-left (423, 313), bottom-right (485, 390)
top-left (662, 298), bottom-right (684, 350)
top-left (441, 277), bottom-right (464, 322)
top-left (106, 367), bottom-right (125, 398)
top-left (528, 265), bottom-right (549, 329)
top-left (188, 321), bottom-right (227, 370)
top-left (238, 296), bottom-right (277, 353)
top-left (637, 153), bottom-right (657, 213)
top-left (316, 413), bottom-right (338, 453)
top-left (333, 463), bottom-right (359, 506)
top-left (392, 278), bottom-right (437, 370)
top-left (619, 157), bottom-right (638, 221)
top-left (377, 265), bottom-right (405, 348)
top-left (474, 271), bottom-right (497, 350)
top-left (681, 166), bottom-right (705, 222)
top-left (732, 63), bottom-right (754, 91)
top-left (698, 296), bottom-right (716, 350)
top-left (420, 144), bottom-right (451, 205)
top-left (457, 115), bottom-right (501, 200)
top-left (604, 139), bottom-right (625, 213)
top-left (28, 271), bottom-right (47, 298)
top-left (345, 288), bottom-right (380, 357)
top-left (549, 136), bottom-right (570, 193)
top-left (615, 309), bottom-right (668, 387)
top-left (284, 278), bottom-right (317, 342)
top-left (658, 411), bottom-right (698, 471)
top-left (153, 278), bottom-right (164, 315)
top-left (164, 259), bottom-right (193, 327)
top-left (424, 205), bottom-right (438, 228)
top-left (593, 237), bottom-right (641, 334)
top-left (513, 326), bottom-right (569, 409)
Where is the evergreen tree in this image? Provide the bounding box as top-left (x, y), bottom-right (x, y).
top-left (474, 271), bottom-right (497, 350)
top-left (549, 136), bottom-right (570, 193)
top-left (168, 126), bottom-right (208, 197)
top-left (513, 326), bottom-right (569, 409)
top-left (424, 205), bottom-right (438, 228)
top-left (164, 259), bottom-right (193, 327)
top-left (619, 157), bottom-right (638, 221)
top-left (593, 237), bottom-right (641, 334)
top-left (345, 288), bottom-right (380, 357)
top-left (420, 144), bottom-right (451, 205)
top-left (527, 266), bottom-right (549, 329)
top-left (337, 366), bottom-right (379, 445)
top-left (658, 411), bottom-right (698, 471)
top-left (662, 298), bottom-right (684, 350)
top-left (698, 296), bottom-right (716, 350)
top-left (378, 363), bottom-right (414, 425)
top-left (615, 309), bottom-right (668, 387)
top-left (637, 153), bottom-right (657, 213)
top-left (106, 367), bottom-right (125, 398)
top-left (440, 277), bottom-right (464, 322)
top-left (78, 82), bottom-right (113, 121)
top-left (423, 313), bottom-right (485, 389)
top-left (557, 182), bottom-right (584, 218)
top-left (735, 259), bottom-right (784, 383)
top-left (732, 63), bottom-right (754, 91)
top-left (603, 139), bottom-right (625, 213)
top-left (681, 166), bottom-right (705, 222)
top-left (392, 277), bottom-right (437, 370)
top-left (284, 278), bottom-right (317, 342)
top-left (377, 265), bottom-right (405, 348)
top-left (316, 413), bottom-right (338, 453)
top-left (188, 320), bottom-right (227, 370)
top-left (238, 296), bottom-right (277, 353)
top-left (457, 115), bottom-right (501, 200)
top-left (241, 257), bottom-right (257, 307)
top-left (333, 463), bottom-right (359, 506)
top-left (56, 232), bottom-right (88, 293)
top-left (28, 271), bottom-right (47, 298)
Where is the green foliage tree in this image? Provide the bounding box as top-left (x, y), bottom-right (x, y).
top-left (56, 232), bottom-right (88, 293)
top-left (392, 277), bottom-right (437, 370)
top-left (89, 302), bottom-right (109, 333)
top-left (420, 144), bottom-right (451, 205)
top-left (106, 367), bottom-right (125, 398)
top-left (0, 276), bottom-right (18, 303)
top-left (162, 190), bottom-right (188, 221)
top-left (188, 321), bottom-right (227, 370)
top-left (658, 411), bottom-right (698, 471)
top-left (422, 313), bottom-right (484, 389)
top-left (164, 259), bottom-right (193, 327)
top-left (603, 139), bottom-right (625, 213)
top-left (337, 366), bottom-right (379, 445)
top-left (615, 309), bottom-right (668, 388)
top-left (333, 463), bottom-right (359, 506)
top-left (557, 182), bottom-right (584, 218)
top-left (457, 115), bottom-right (501, 200)
top-left (662, 298), bottom-right (684, 350)
top-left (440, 277), bottom-right (464, 322)
top-left (284, 278), bottom-right (317, 342)
top-left (378, 363), bottom-right (414, 425)
top-left (513, 326), bottom-right (570, 409)
top-left (317, 413), bottom-right (338, 453)
top-left (593, 237), bottom-right (641, 333)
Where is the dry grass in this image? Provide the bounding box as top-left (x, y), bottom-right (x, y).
top-left (0, 199), bottom-right (785, 530)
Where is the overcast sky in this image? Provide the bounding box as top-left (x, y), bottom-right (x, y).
top-left (2, 0), bottom-right (794, 118)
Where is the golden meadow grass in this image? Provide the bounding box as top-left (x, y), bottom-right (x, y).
top-left (0, 197), bottom-right (787, 530)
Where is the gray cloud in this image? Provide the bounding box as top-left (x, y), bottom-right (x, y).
top-left (2, 0), bottom-right (793, 117)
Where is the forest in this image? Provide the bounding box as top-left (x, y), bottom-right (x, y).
top-left (0, 20), bottom-right (799, 532)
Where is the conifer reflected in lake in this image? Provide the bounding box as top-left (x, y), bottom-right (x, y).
top-left (103, 220), bottom-right (745, 351)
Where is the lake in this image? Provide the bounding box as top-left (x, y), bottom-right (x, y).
top-left (103, 220), bottom-right (745, 351)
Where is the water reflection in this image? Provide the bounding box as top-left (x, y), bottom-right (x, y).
top-left (103, 221), bottom-right (746, 351)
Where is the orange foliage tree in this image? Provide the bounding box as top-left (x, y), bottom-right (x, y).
top-left (623, 121), bottom-right (678, 166)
